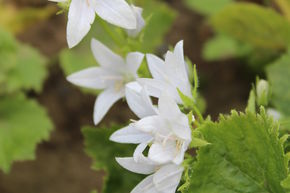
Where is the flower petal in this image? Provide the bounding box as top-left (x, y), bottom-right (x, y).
top-left (153, 164), bottom-right (183, 192)
top-left (95, 0), bottom-right (136, 29)
top-left (126, 52), bottom-right (144, 74)
top-left (91, 39), bottom-right (124, 71)
top-left (137, 78), bottom-right (178, 100)
top-left (109, 125), bottom-right (152, 144)
top-left (116, 157), bottom-right (155, 175)
top-left (146, 54), bottom-right (167, 81)
top-left (134, 115), bottom-right (161, 133)
top-left (148, 142), bottom-right (176, 164)
top-left (67, 67), bottom-right (112, 89)
top-left (127, 5), bottom-right (145, 37)
top-left (67, 0), bottom-right (95, 48)
top-left (158, 94), bottom-right (181, 120)
top-left (93, 88), bottom-right (124, 125)
top-left (131, 175), bottom-right (159, 193)
top-left (125, 82), bottom-right (157, 118)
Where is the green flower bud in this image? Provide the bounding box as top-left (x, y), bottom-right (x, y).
top-left (256, 79), bottom-right (270, 106)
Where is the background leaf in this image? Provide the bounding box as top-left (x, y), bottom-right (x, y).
top-left (0, 94), bottom-right (53, 173)
top-left (267, 52), bottom-right (290, 117)
top-left (184, 0), bottom-right (233, 15)
top-left (210, 3), bottom-right (290, 50)
top-left (82, 126), bottom-right (143, 193)
top-left (0, 27), bottom-right (48, 94)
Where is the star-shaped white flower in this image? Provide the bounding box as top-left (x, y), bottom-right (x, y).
top-left (116, 148), bottom-right (183, 193)
top-left (138, 40), bottom-right (192, 104)
top-left (110, 93), bottom-right (192, 165)
top-left (67, 39), bottom-right (144, 125)
top-left (50, 0), bottom-right (137, 48)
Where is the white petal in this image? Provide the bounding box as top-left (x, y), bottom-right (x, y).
top-left (126, 52), bottom-right (144, 74)
top-left (172, 142), bottom-right (188, 165)
top-left (125, 83), bottom-right (157, 118)
top-left (171, 114), bottom-right (192, 141)
top-left (137, 78), bottom-right (179, 100)
top-left (133, 142), bottom-right (148, 162)
top-left (134, 115), bottom-right (161, 133)
top-left (127, 5), bottom-right (145, 37)
top-left (153, 164), bottom-right (183, 192)
top-left (91, 39), bottom-right (125, 71)
top-left (95, 0), bottom-right (136, 29)
top-left (93, 88), bottom-right (124, 125)
top-left (173, 40), bottom-right (184, 65)
top-left (146, 54), bottom-right (167, 81)
top-left (131, 175), bottom-right (159, 193)
top-left (67, 0), bottom-right (95, 48)
top-left (66, 67), bottom-right (113, 89)
top-left (148, 142), bottom-right (176, 164)
top-left (158, 94), bottom-right (181, 120)
top-left (116, 157), bottom-right (155, 175)
top-left (109, 125), bottom-right (152, 144)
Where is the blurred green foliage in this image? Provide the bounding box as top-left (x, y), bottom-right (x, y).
top-left (0, 26), bottom-right (52, 172)
top-left (267, 52), bottom-right (290, 118)
top-left (185, 0), bottom-right (233, 15)
top-left (82, 126), bottom-right (143, 193)
top-left (0, 94), bottom-right (53, 173)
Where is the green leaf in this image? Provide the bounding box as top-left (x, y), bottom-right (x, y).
top-left (0, 94), bottom-right (53, 173)
top-left (185, 0), bottom-right (233, 15)
top-left (210, 3), bottom-right (290, 50)
top-left (266, 52), bottom-right (290, 116)
top-left (82, 126), bottom-right (143, 193)
top-left (0, 27), bottom-right (48, 94)
top-left (202, 35), bottom-right (251, 61)
top-left (187, 110), bottom-right (288, 193)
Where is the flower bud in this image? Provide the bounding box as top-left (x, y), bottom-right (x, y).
top-left (256, 79), bottom-right (270, 106)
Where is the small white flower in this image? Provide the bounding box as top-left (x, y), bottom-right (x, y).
top-left (67, 39), bottom-right (144, 125)
top-left (267, 108), bottom-right (282, 121)
top-left (111, 94), bottom-right (192, 165)
top-left (138, 40), bottom-right (192, 104)
top-left (127, 5), bottom-right (145, 37)
top-left (116, 155), bottom-right (183, 193)
top-left (50, 0), bottom-right (137, 48)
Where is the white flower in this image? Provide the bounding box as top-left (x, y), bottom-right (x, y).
top-left (116, 155), bottom-right (183, 193)
top-left (138, 40), bottom-right (192, 104)
top-left (127, 5), bottom-right (145, 37)
top-left (110, 84), bottom-right (157, 144)
top-left (267, 108), bottom-right (282, 121)
top-left (110, 94), bottom-right (192, 165)
top-left (67, 39), bottom-right (144, 125)
top-left (50, 0), bottom-right (137, 48)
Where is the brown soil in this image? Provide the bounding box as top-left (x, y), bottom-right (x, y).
top-left (0, 0), bottom-right (255, 192)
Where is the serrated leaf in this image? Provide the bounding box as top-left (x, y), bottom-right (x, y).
top-left (211, 3), bottom-right (290, 50)
top-left (187, 111), bottom-right (288, 193)
top-left (185, 0), bottom-right (233, 15)
top-left (0, 94), bottom-right (53, 173)
top-left (266, 52), bottom-right (290, 117)
top-left (82, 126), bottom-right (143, 193)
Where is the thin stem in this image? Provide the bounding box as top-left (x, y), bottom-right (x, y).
top-left (98, 18), bottom-right (122, 46)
